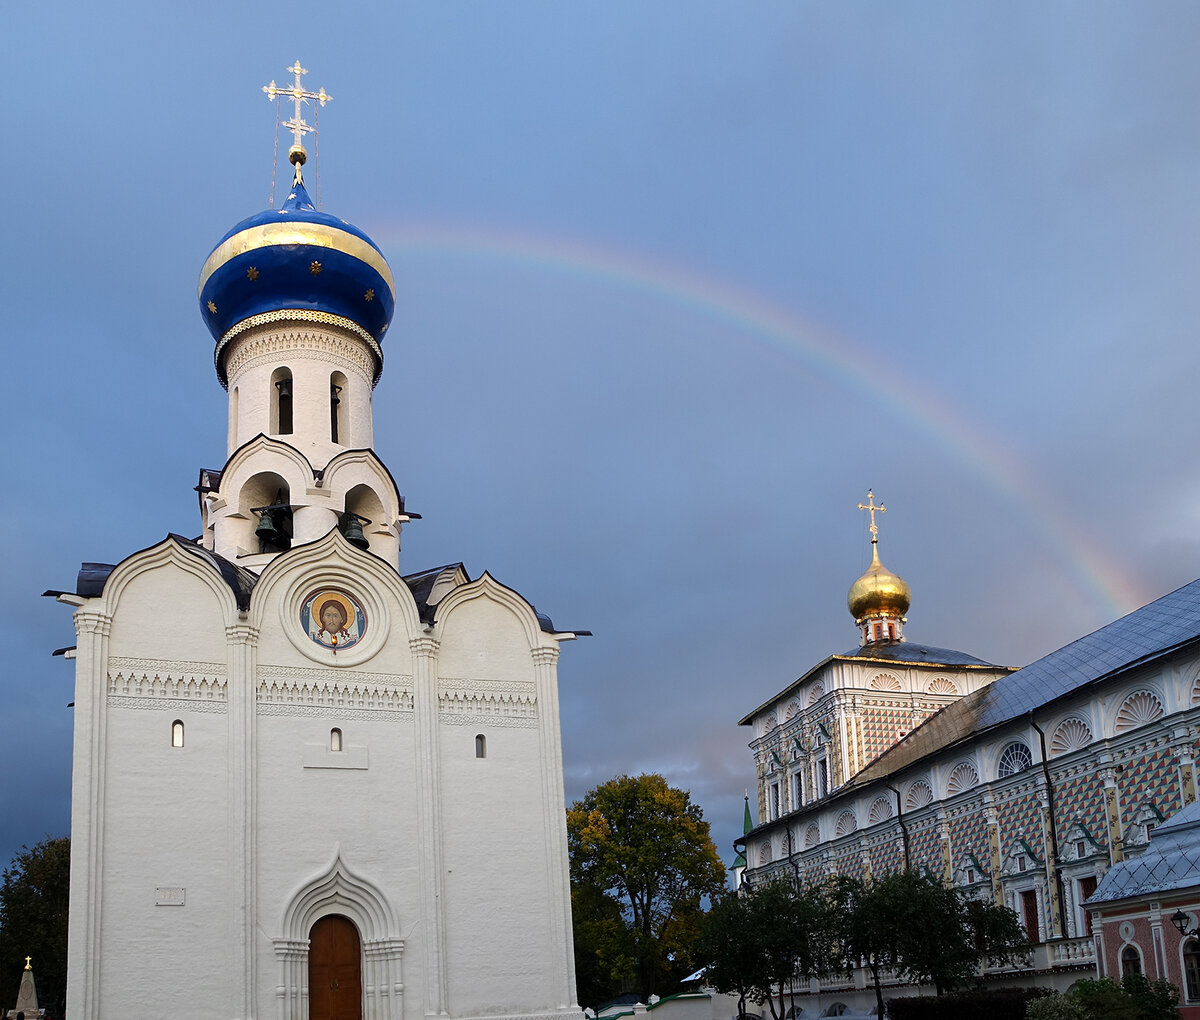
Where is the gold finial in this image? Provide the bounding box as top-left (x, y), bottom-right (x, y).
top-left (24, 956), bottom-right (32, 970)
top-left (857, 489), bottom-right (886, 544)
top-left (263, 60), bottom-right (331, 185)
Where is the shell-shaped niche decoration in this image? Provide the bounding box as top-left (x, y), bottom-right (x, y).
top-left (1050, 717), bottom-right (1093, 756)
top-left (1114, 690), bottom-right (1164, 733)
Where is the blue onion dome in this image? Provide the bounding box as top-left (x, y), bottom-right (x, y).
top-left (198, 179), bottom-right (395, 385)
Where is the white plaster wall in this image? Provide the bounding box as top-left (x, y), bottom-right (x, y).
top-left (71, 542), bottom-right (579, 1020)
top-left (225, 327), bottom-right (376, 468)
top-left (440, 722), bottom-right (565, 1012)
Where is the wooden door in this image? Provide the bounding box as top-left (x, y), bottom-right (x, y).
top-left (1021, 890), bottom-right (1039, 943)
top-left (1077, 876), bottom-right (1098, 936)
top-left (309, 915), bottom-right (363, 1020)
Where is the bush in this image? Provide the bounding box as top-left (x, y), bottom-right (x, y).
top-left (886, 986), bottom-right (1051, 1020)
top-left (1026, 993), bottom-right (1087, 1020)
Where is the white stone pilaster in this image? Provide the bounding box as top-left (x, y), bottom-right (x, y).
top-left (412, 635), bottom-right (448, 1016)
top-left (66, 608), bottom-right (111, 1020)
top-left (532, 644), bottom-right (579, 1009)
top-left (228, 622), bottom-right (260, 1020)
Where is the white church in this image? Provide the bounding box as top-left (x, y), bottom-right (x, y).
top-left (53, 65), bottom-right (585, 1020)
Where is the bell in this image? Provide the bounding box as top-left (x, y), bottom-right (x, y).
top-left (255, 507), bottom-right (282, 547)
top-left (340, 513), bottom-right (370, 550)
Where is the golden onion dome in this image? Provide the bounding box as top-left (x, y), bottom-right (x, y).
top-left (847, 544), bottom-right (911, 623)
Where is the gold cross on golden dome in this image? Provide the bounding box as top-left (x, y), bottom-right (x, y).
top-left (24, 956), bottom-right (32, 970)
top-left (857, 489), bottom-right (886, 542)
top-left (262, 60), bottom-right (331, 179)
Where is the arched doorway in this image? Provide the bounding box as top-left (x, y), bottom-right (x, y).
top-left (308, 914), bottom-right (363, 1020)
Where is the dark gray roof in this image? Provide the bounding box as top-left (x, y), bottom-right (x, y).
top-left (174, 536), bottom-right (258, 610)
top-left (1087, 800), bottom-right (1200, 905)
top-left (402, 563), bottom-right (467, 625)
top-left (852, 577), bottom-right (1200, 786)
top-left (739, 643), bottom-right (1006, 726)
top-left (841, 642), bottom-right (997, 666)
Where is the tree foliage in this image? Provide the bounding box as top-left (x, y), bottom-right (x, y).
top-left (699, 868), bottom-right (1029, 1017)
top-left (0, 837), bottom-right (70, 1017)
top-left (1027, 975), bottom-right (1181, 1020)
top-left (697, 880), bottom-right (831, 1020)
top-left (567, 774), bottom-right (727, 1005)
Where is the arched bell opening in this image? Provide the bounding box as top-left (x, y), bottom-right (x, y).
top-left (238, 471), bottom-right (293, 556)
top-left (330, 370), bottom-right (349, 445)
top-left (270, 366), bottom-right (294, 436)
top-left (343, 484), bottom-right (388, 556)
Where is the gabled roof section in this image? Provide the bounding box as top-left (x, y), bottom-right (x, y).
top-left (850, 576), bottom-right (1200, 786)
top-left (49, 537), bottom-right (259, 610)
top-left (1087, 800), bottom-right (1200, 905)
top-left (739, 643), bottom-right (1005, 726)
top-left (172, 535), bottom-right (259, 610)
top-left (403, 563), bottom-right (469, 625)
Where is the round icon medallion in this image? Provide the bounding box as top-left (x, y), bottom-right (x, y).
top-left (301, 589), bottom-right (367, 651)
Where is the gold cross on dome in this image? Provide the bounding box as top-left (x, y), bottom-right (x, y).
top-left (24, 956), bottom-right (32, 970)
top-left (857, 489), bottom-right (886, 541)
top-left (262, 60), bottom-right (331, 173)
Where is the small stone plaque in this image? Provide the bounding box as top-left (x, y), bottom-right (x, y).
top-left (155, 886), bottom-right (186, 906)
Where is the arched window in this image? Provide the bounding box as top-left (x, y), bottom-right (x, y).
top-left (1121, 943), bottom-right (1143, 977)
top-left (475, 734), bottom-right (486, 758)
top-left (330, 728), bottom-right (342, 752)
top-left (330, 372), bottom-right (348, 444)
top-left (1184, 938), bottom-right (1200, 1001)
top-left (271, 367), bottom-right (294, 435)
top-left (998, 742), bottom-right (1034, 778)
top-left (171, 720), bottom-right (184, 748)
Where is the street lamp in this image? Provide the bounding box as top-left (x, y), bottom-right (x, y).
top-left (1171, 910), bottom-right (1199, 939)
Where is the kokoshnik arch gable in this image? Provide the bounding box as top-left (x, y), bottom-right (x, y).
top-left (52, 63), bottom-right (586, 1020)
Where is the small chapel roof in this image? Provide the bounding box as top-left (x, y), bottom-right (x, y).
top-left (738, 643), bottom-right (1003, 726)
top-left (850, 576), bottom-right (1200, 786)
top-left (1087, 799), bottom-right (1200, 905)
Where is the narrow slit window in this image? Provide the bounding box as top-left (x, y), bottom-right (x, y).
top-left (331, 728), bottom-right (343, 752)
top-left (171, 720), bottom-right (184, 748)
top-left (475, 734), bottom-right (486, 758)
top-left (272, 368), bottom-right (294, 435)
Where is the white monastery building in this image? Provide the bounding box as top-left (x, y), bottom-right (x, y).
top-left (52, 65), bottom-right (585, 1020)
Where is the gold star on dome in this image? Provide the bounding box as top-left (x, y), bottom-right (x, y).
top-left (310, 261), bottom-right (322, 275)
top-left (364, 288), bottom-right (374, 301)
top-left (207, 300), bottom-right (217, 313)
top-left (247, 267), bottom-right (259, 281)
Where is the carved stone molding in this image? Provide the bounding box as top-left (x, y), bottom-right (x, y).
top-left (531, 646), bottom-right (560, 667)
top-left (437, 678), bottom-right (536, 697)
top-left (108, 695), bottom-right (228, 714)
top-left (224, 328), bottom-right (375, 386)
top-left (109, 657), bottom-right (226, 676)
top-left (107, 670), bottom-right (227, 702)
top-left (258, 665), bottom-right (411, 688)
top-left (216, 309), bottom-right (382, 388)
top-left (409, 635), bottom-right (440, 657)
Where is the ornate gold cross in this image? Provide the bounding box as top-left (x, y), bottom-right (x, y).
top-left (262, 60), bottom-right (331, 179)
top-left (857, 489), bottom-right (886, 541)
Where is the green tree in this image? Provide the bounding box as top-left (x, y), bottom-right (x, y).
top-left (877, 870), bottom-right (1028, 995)
top-left (697, 879), bottom-right (830, 1020)
top-left (0, 837), bottom-right (70, 1017)
top-left (567, 774), bottom-right (727, 1004)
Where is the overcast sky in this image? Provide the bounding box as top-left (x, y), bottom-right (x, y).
top-left (3, 2), bottom-right (1200, 877)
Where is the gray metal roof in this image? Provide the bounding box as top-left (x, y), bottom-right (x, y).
top-left (840, 642), bottom-right (998, 666)
top-left (851, 577), bottom-right (1200, 786)
top-left (1087, 800), bottom-right (1200, 905)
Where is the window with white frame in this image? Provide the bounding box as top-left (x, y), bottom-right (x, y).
top-left (769, 782), bottom-right (781, 820)
top-left (997, 741), bottom-right (1034, 778)
top-left (815, 756), bottom-right (829, 799)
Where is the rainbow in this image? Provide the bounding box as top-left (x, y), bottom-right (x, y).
top-left (377, 220), bottom-right (1147, 622)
